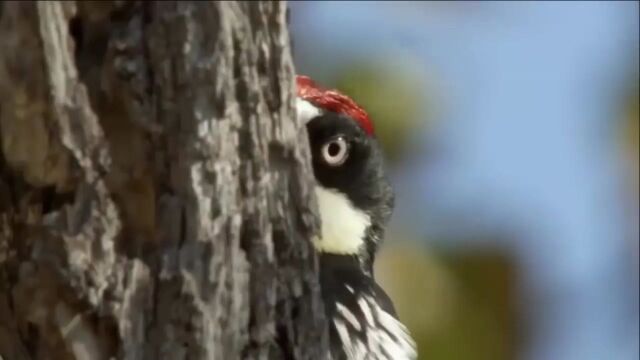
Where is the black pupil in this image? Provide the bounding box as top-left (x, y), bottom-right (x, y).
top-left (327, 142), bottom-right (342, 157)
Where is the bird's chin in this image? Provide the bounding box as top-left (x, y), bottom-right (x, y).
top-left (313, 186), bottom-right (371, 255)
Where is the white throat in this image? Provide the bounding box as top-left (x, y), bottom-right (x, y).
top-left (314, 186), bottom-right (371, 254)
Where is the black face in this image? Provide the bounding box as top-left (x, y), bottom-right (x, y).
top-left (306, 111), bottom-right (395, 267)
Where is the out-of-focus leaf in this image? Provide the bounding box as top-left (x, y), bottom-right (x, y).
top-left (376, 243), bottom-right (518, 360)
top-left (618, 83), bottom-right (639, 192)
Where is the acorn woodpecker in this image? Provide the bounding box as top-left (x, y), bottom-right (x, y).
top-left (296, 75), bottom-right (418, 360)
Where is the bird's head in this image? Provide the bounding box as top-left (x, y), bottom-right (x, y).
top-left (296, 75), bottom-right (394, 272)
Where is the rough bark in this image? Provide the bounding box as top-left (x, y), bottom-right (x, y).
top-left (0, 1), bottom-right (328, 359)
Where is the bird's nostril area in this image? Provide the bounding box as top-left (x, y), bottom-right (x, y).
top-left (328, 143), bottom-right (341, 157)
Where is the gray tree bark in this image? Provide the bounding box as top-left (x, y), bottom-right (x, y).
top-left (0, 1), bottom-right (328, 359)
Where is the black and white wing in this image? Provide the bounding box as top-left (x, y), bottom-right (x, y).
top-left (327, 279), bottom-right (417, 360)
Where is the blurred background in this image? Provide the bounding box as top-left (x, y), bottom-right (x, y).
top-left (289, 2), bottom-right (639, 360)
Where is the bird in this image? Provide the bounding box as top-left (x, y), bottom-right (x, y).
top-left (296, 75), bottom-right (418, 360)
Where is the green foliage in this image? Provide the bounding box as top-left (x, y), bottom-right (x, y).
top-left (376, 244), bottom-right (517, 360)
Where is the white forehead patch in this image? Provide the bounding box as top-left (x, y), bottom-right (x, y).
top-left (314, 186), bottom-right (371, 254)
top-left (296, 98), bottom-right (322, 125)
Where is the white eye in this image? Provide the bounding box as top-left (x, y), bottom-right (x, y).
top-left (321, 137), bottom-right (349, 166)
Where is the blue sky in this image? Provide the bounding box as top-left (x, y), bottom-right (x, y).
top-left (291, 2), bottom-right (639, 359)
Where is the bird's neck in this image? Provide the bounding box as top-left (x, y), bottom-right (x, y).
top-left (318, 252), bottom-right (375, 287)
top-left (319, 253), bottom-right (363, 271)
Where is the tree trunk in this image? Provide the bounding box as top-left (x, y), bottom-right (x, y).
top-left (0, 1), bottom-right (328, 359)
